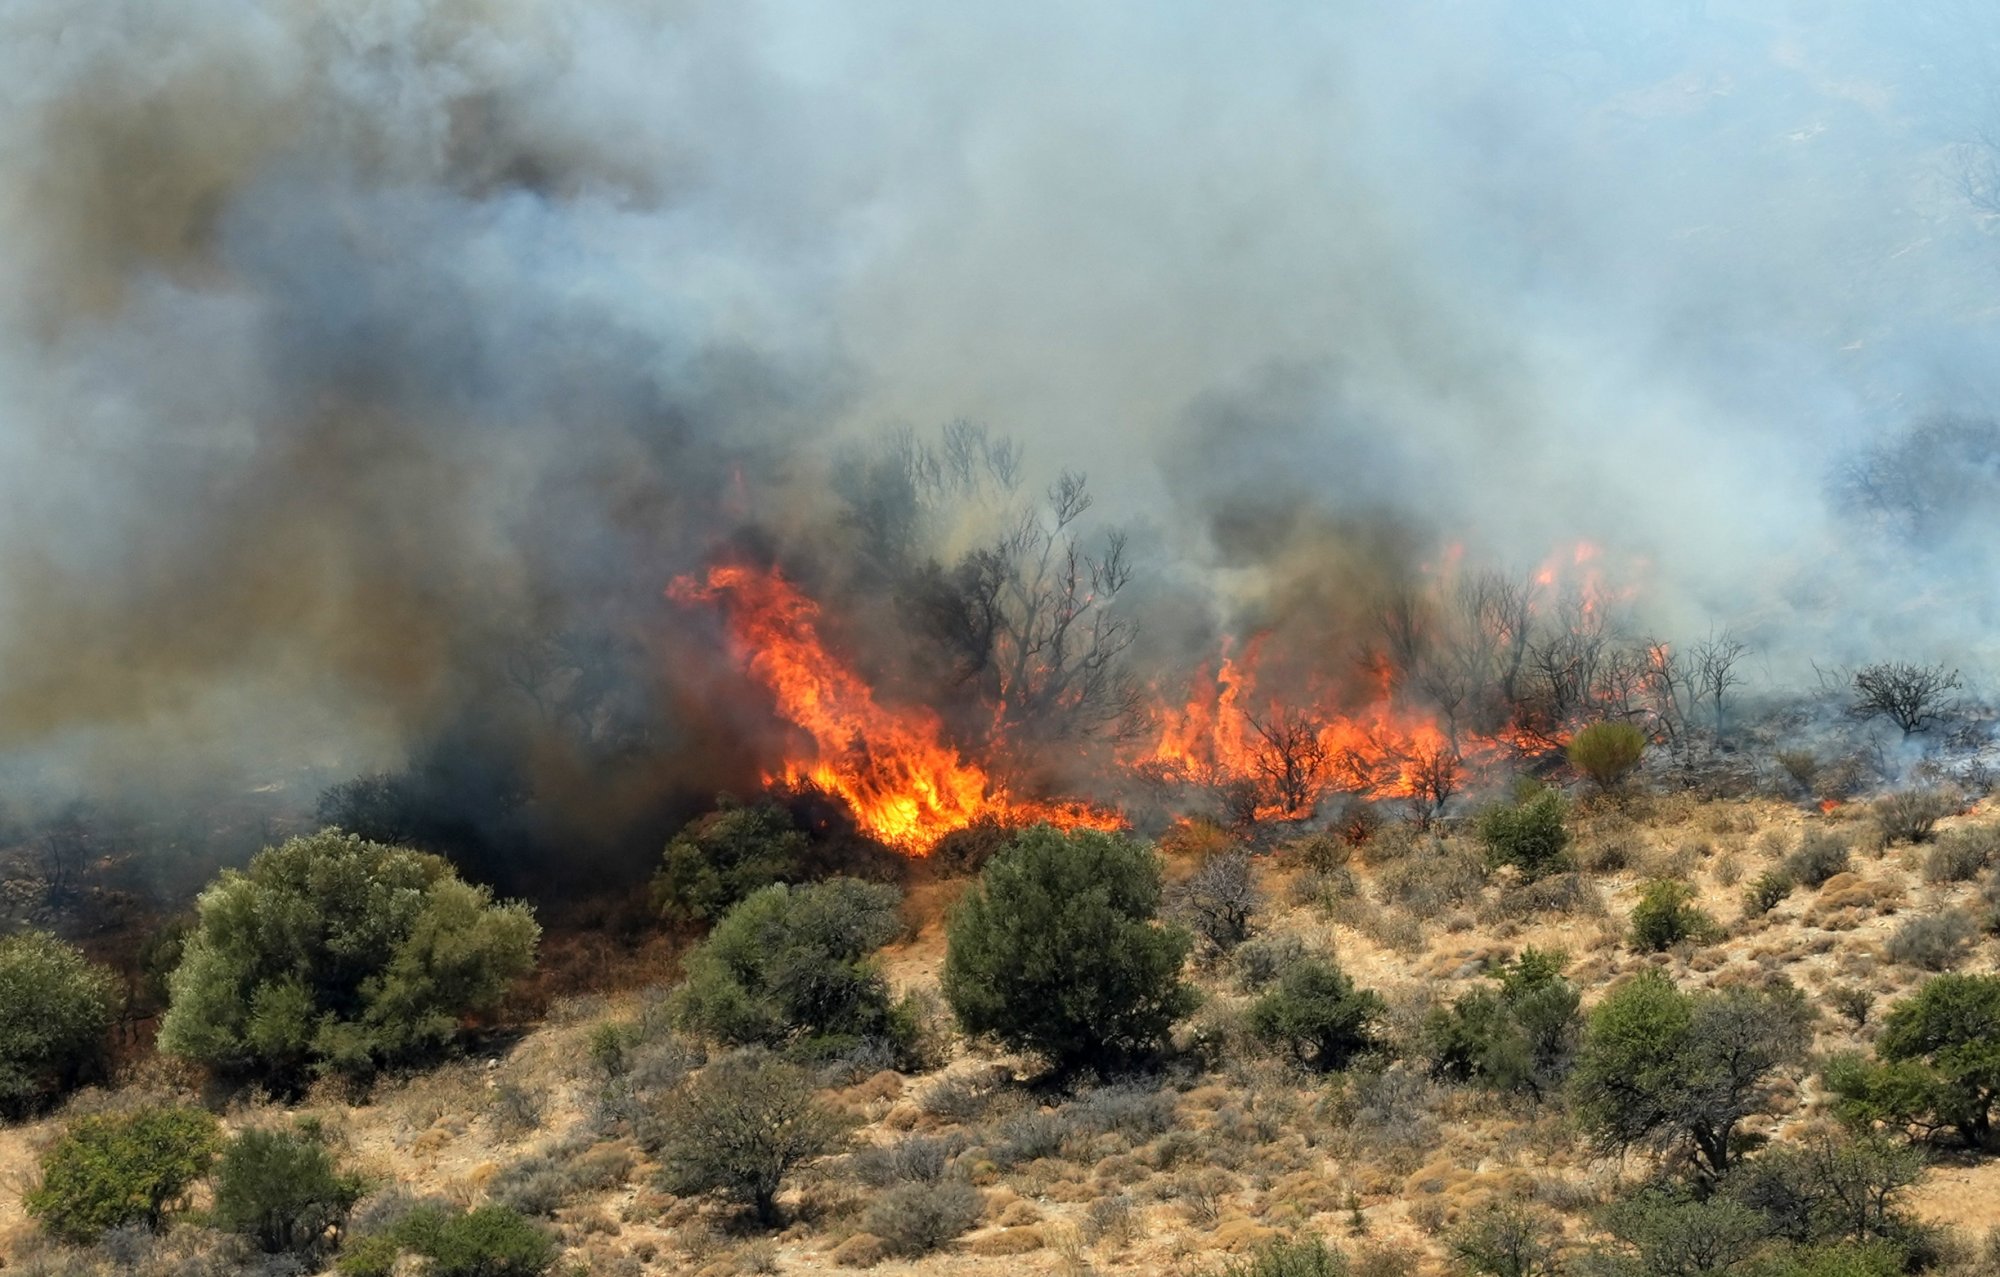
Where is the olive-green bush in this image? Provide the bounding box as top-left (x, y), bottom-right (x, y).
top-left (1477, 789), bottom-right (1572, 881)
top-left (0, 930), bottom-right (118, 1116)
top-left (1568, 721), bottom-right (1647, 792)
top-left (654, 798), bottom-right (808, 926)
top-left (210, 1124), bottom-right (364, 1255)
top-left (158, 830), bottom-right (539, 1083)
top-left (26, 1106), bottom-right (221, 1242)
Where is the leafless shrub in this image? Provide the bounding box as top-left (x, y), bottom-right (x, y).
top-left (1234, 934), bottom-right (1308, 991)
top-left (917, 1072), bottom-right (1007, 1124)
top-left (1249, 711), bottom-right (1331, 817)
top-left (1172, 850), bottom-right (1259, 955)
top-left (1171, 1168), bottom-right (1234, 1228)
top-left (851, 1135), bottom-right (960, 1188)
top-left (487, 1081), bottom-right (543, 1137)
top-left (1873, 788), bottom-right (1960, 845)
top-left (1886, 911), bottom-right (1978, 971)
top-left (1783, 831), bottom-right (1854, 887)
top-left (1405, 743), bottom-right (1462, 830)
top-left (1481, 872), bottom-right (1604, 924)
top-left (863, 1178), bottom-right (983, 1256)
top-left (1081, 1193), bottom-right (1137, 1246)
top-left (1775, 749), bottom-right (1820, 794)
top-left (1925, 825), bottom-right (2000, 883)
top-left (1848, 662), bottom-right (1964, 736)
top-left (1374, 844), bottom-right (1487, 914)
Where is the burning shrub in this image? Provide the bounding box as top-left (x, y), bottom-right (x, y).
top-left (1628, 879), bottom-right (1719, 952)
top-left (654, 798), bottom-right (808, 926)
top-left (1885, 911), bottom-right (1977, 971)
top-left (1477, 788), bottom-right (1572, 881)
top-left (158, 831), bottom-right (539, 1085)
top-left (1570, 973), bottom-right (1812, 1181)
top-left (1171, 848), bottom-right (1260, 955)
top-left (1420, 947), bottom-right (1580, 1098)
top-left (941, 826), bottom-right (1196, 1076)
top-left (1247, 956), bottom-right (1385, 1073)
top-left (27, 1106), bottom-right (221, 1243)
top-left (668, 878), bottom-right (904, 1060)
top-left (1568, 720), bottom-right (1648, 793)
top-left (648, 1049), bottom-right (852, 1227)
top-left (1872, 788), bottom-right (1960, 845)
top-left (0, 930), bottom-right (117, 1117)
top-left (1783, 831), bottom-right (1853, 887)
top-left (1825, 973), bottom-right (2000, 1147)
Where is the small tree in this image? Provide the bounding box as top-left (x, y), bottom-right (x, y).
top-left (0, 930), bottom-right (117, 1116)
top-left (654, 798), bottom-right (809, 926)
top-left (1570, 973), bottom-right (1812, 1182)
top-left (1825, 973), bottom-right (2000, 1147)
top-left (1448, 1200), bottom-right (1564, 1277)
top-left (159, 830), bottom-right (539, 1084)
top-left (1569, 721), bottom-right (1648, 792)
top-left (1248, 956), bottom-right (1384, 1073)
top-left (1725, 1128), bottom-right (1924, 1247)
top-left (211, 1124), bottom-right (364, 1255)
top-left (26, 1106), bottom-right (221, 1242)
top-left (650, 1050), bottom-right (850, 1226)
top-left (942, 826), bottom-right (1195, 1075)
top-left (668, 878), bottom-right (903, 1056)
top-left (1848, 663), bottom-right (1962, 736)
top-left (1478, 788), bottom-right (1572, 881)
top-left (1171, 849), bottom-right (1260, 955)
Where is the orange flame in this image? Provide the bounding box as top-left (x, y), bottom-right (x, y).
top-left (671, 563), bottom-right (1120, 853)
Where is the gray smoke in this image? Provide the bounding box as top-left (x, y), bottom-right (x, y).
top-left (3, 1), bottom-right (1999, 807)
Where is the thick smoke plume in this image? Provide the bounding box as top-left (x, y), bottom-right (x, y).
top-left (5, 3), bottom-right (2000, 865)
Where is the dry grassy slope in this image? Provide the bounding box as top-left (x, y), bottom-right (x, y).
top-left (1, 795), bottom-right (1996, 1276)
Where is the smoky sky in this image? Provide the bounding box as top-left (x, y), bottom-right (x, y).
top-left (4, 0), bottom-right (2000, 794)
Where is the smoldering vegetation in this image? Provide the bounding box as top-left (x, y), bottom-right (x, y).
top-left (6, 3), bottom-right (2000, 905)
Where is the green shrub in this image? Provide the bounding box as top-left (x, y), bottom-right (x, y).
top-left (1569, 972), bottom-right (1811, 1180)
top-left (0, 930), bottom-right (118, 1116)
top-left (1743, 870), bottom-right (1795, 917)
top-left (1594, 1187), bottom-right (1766, 1277)
top-left (211, 1124), bottom-right (364, 1254)
top-left (654, 798), bottom-right (808, 926)
top-left (1208, 1236), bottom-right (1350, 1277)
top-left (1629, 879), bottom-right (1719, 952)
top-left (1783, 832), bottom-right (1852, 889)
top-left (1825, 973), bottom-right (2000, 1147)
top-left (941, 826), bottom-right (1196, 1076)
top-left (341, 1203), bottom-right (556, 1277)
top-left (862, 1177), bottom-right (984, 1256)
top-left (1446, 1200), bottom-right (1563, 1277)
top-left (1568, 721), bottom-right (1648, 792)
top-left (25, 1106), bottom-right (221, 1242)
top-left (1723, 1128), bottom-right (1924, 1247)
top-left (649, 1049), bottom-right (850, 1226)
top-left (158, 830), bottom-right (539, 1083)
top-left (1477, 789), bottom-right (1571, 881)
top-left (1248, 956), bottom-right (1384, 1073)
top-left (1421, 948), bottom-right (1580, 1097)
top-left (668, 878), bottom-right (903, 1059)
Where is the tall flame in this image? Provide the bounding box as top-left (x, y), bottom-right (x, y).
top-left (670, 563), bottom-right (1119, 852)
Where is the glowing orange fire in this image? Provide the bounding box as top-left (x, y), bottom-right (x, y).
top-left (670, 563), bottom-right (1120, 853)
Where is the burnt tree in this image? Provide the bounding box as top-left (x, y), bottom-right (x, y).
top-left (1248, 710), bottom-right (1331, 817)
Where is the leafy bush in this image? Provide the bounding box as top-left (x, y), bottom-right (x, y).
top-left (1924, 825), bottom-right (2000, 883)
top-left (0, 930), bottom-right (117, 1116)
top-left (1248, 955), bottom-right (1384, 1072)
top-left (668, 878), bottom-right (902, 1059)
top-left (1422, 948), bottom-right (1580, 1097)
top-left (1872, 789), bottom-right (1958, 845)
top-left (1744, 870), bottom-right (1796, 917)
top-left (649, 1049), bottom-right (850, 1226)
top-left (1629, 879), bottom-right (1719, 952)
top-left (1594, 1186), bottom-right (1767, 1277)
top-left (1783, 832), bottom-right (1852, 889)
top-left (1447, 1200), bottom-right (1564, 1277)
top-left (340, 1203), bottom-right (556, 1277)
top-left (1825, 973), bottom-right (2000, 1147)
top-left (654, 798), bottom-right (808, 926)
top-left (26, 1106), bottom-right (221, 1242)
top-left (1172, 849), bottom-right (1260, 954)
top-left (1208, 1236), bottom-right (1350, 1277)
top-left (1569, 721), bottom-right (1648, 792)
top-left (210, 1124), bottom-right (364, 1254)
top-left (862, 1177), bottom-right (983, 1256)
top-left (1885, 912), bottom-right (1976, 971)
top-left (1724, 1128), bottom-right (1924, 1247)
top-left (1569, 972), bottom-right (1812, 1180)
top-left (158, 830), bottom-right (539, 1083)
top-left (941, 826), bottom-right (1196, 1075)
top-left (1477, 789), bottom-right (1571, 881)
